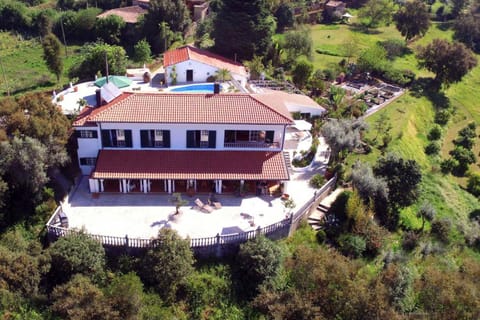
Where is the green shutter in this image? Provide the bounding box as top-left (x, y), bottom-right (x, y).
top-left (101, 130), bottom-right (111, 147)
top-left (140, 130), bottom-right (149, 148)
top-left (163, 130), bottom-right (171, 148)
top-left (92, 130), bottom-right (98, 138)
top-left (125, 130), bottom-right (133, 148)
top-left (208, 131), bottom-right (216, 148)
top-left (265, 131), bottom-right (274, 143)
top-left (186, 131), bottom-right (195, 148)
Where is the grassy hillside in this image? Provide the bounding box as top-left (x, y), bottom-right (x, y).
top-left (0, 32), bottom-right (81, 95)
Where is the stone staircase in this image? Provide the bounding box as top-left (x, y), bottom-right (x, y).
top-left (307, 203), bottom-right (330, 230)
top-left (283, 151), bottom-right (293, 175)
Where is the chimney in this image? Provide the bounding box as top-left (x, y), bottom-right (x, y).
top-left (95, 89), bottom-right (102, 107)
top-left (213, 82), bottom-right (220, 94)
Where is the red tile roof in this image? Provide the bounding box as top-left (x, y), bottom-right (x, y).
top-left (97, 5), bottom-right (147, 23)
top-left (252, 90), bottom-right (326, 114)
top-left (73, 94), bottom-right (130, 127)
top-left (74, 92), bottom-right (293, 125)
top-left (163, 46), bottom-right (248, 76)
top-left (92, 150), bottom-right (289, 180)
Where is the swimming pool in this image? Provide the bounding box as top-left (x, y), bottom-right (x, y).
top-left (170, 83), bottom-right (216, 93)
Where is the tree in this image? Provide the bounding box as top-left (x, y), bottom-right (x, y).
top-left (454, 13), bottom-right (480, 52)
top-left (358, 0), bottom-right (396, 28)
top-left (133, 39), bottom-right (152, 64)
top-left (283, 26), bottom-right (313, 63)
top-left (417, 202), bottom-right (436, 232)
top-left (416, 39), bottom-right (477, 88)
top-left (143, 0), bottom-right (191, 53)
top-left (106, 273), bottom-right (144, 320)
top-left (467, 172), bottom-right (480, 197)
top-left (215, 68), bottom-right (231, 82)
top-left (69, 42), bottom-right (128, 80)
top-left (42, 33), bottom-right (63, 81)
top-left (394, 0), bottom-right (431, 41)
top-left (95, 15), bottom-right (125, 45)
top-left (50, 274), bottom-right (119, 320)
top-left (140, 228), bottom-right (194, 302)
top-left (0, 246), bottom-right (42, 296)
top-left (373, 153), bottom-right (422, 209)
top-left (235, 236), bottom-right (282, 299)
top-left (449, 145), bottom-right (476, 175)
top-left (292, 58), bottom-right (313, 89)
top-left (357, 44), bottom-right (388, 74)
top-left (170, 192), bottom-right (188, 215)
top-left (321, 118), bottom-right (368, 162)
top-left (274, 3), bottom-right (294, 32)
top-left (351, 160), bottom-right (389, 205)
top-left (48, 233), bottom-right (106, 285)
top-left (212, 0), bottom-right (275, 61)
top-left (244, 55), bottom-right (265, 80)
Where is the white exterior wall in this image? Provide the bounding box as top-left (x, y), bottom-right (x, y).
top-left (285, 103), bottom-right (326, 117)
top-left (99, 123), bottom-right (286, 150)
top-left (165, 60), bottom-right (247, 85)
top-left (76, 127), bottom-right (102, 175)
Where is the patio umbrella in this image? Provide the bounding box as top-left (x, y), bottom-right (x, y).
top-left (94, 75), bottom-right (132, 88)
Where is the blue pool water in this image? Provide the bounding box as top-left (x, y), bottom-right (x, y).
top-left (170, 83), bottom-right (215, 93)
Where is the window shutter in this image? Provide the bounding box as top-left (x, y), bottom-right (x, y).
top-left (125, 130), bottom-right (132, 148)
top-left (75, 130), bottom-right (82, 138)
top-left (163, 130), bottom-right (171, 148)
top-left (101, 130), bottom-right (111, 147)
top-left (140, 130), bottom-right (149, 148)
top-left (79, 158), bottom-right (87, 165)
top-left (92, 131), bottom-right (98, 138)
top-left (208, 131), bottom-right (216, 148)
top-left (265, 131), bottom-right (274, 143)
top-left (186, 131), bottom-right (195, 148)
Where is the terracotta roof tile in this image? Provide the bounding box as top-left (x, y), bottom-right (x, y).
top-left (163, 46), bottom-right (247, 76)
top-left (252, 90), bottom-right (326, 114)
top-left (81, 92), bottom-right (293, 124)
top-left (92, 150), bottom-right (289, 180)
top-left (97, 6), bottom-right (147, 23)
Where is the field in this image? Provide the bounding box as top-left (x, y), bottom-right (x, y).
top-left (319, 20), bottom-right (480, 241)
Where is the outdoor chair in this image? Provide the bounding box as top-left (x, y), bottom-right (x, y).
top-left (194, 198), bottom-right (214, 213)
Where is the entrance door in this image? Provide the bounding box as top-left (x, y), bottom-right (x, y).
top-left (186, 69), bottom-right (193, 82)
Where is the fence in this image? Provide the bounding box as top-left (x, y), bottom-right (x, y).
top-left (46, 176), bottom-right (337, 257)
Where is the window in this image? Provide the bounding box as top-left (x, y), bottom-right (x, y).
top-left (79, 157), bottom-right (96, 166)
top-left (223, 130), bottom-right (275, 145)
top-left (76, 130), bottom-right (98, 139)
top-left (101, 130), bottom-right (132, 148)
top-left (186, 130), bottom-right (216, 148)
top-left (140, 130), bottom-right (170, 148)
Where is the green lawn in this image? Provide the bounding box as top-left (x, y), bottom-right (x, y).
top-left (0, 32), bottom-right (81, 96)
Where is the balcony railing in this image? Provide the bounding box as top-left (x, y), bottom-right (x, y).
top-left (223, 141), bottom-right (280, 149)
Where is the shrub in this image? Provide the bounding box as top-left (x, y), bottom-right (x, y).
top-left (469, 209), bottom-right (480, 221)
top-left (309, 174), bottom-right (326, 188)
top-left (428, 125), bottom-right (442, 140)
top-left (431, 218), bottom-right (452, 243)
top-left (338, 233), bottom-right (366, 258)
top-left (425, 141), bottom-right (440, 155)
top-left (382, 69), bottom-right (415, 86)
top-left (440, 158), bottom-right (457, 174)
top-left (380, 39), bottom-right (409, 59)
top-left (435, 109), bottom-right (451, 125)
top-left (402, 231), bottom-right (420, 251)
top-left (316, 230), bottom-right (326, 243)
top-left (467, 172), bottom-right (480, 197)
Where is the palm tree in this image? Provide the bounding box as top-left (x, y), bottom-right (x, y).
top-left (215, 68), bottom-right (231, 82)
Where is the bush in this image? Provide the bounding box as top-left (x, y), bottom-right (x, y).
top-left (435, 109), bottom-right (451, 125)
top-left (467, 173), bottom-right (480, 197)
top-left (425, 141), bottom-right (441, 155)
top-left (309, 174), bottom-right (326, 188)
top-left (380, 39), bottom-right (408, 59)
top-left (440, 158), bottom-right (457, 174)
top-left (235, 236), bottom-right (282, 299)
top-left (431, 218), bottom-right (452, 243)
top-left (402, 231), bottom-right (420, 251)
top-left (338, 233), bottom-right (366, 258)
top-left (428, 125), bottom-right (442, 140)
top-left (469, 209), bottom-right (480, 221)
top-left (316, 230), bottom-right (326, 243)
top-left (382, 69), bottom-right (415, 86)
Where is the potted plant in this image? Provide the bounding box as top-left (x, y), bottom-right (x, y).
top-left (170, 192), bottom-right (188, 215)
top-left (283, 198), bottom-right (296, 217)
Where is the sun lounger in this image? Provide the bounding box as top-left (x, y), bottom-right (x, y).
top-left (194, 198), bottom-right (214, 213)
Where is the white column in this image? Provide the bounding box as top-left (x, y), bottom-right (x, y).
top-left (89, 178), bottom-right (99, 193)
top-left (218, 180), bottom-right (222, 194)
top-left (119, 179), bottom-right (123, 192)
top-left (122, 179), bottom-right (128, 193)
top-left (99, 179), bottom-right (104, 192)
top-left (164, 180), bottom-right (167, 192)
top-left (167, 180), bottom-right (172, 193)
top-left (194, 180), bottom-right (197, 192)
top-left (172, 180), bottom-right (175, 192)
top-left (140, 180), bottom-right (144, 192)
top-left (147, 180), bottom-right (151, 192)
top-left (282, 181), bottom-right (289, 194)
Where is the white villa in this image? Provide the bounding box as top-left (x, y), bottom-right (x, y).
top-left (163, 45), bottom-right (249, 87)
top-left (74, 91), bottom-right (294, 195)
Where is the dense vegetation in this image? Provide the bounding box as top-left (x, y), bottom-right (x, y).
top-left (1, 0), bottom-right (480, 318)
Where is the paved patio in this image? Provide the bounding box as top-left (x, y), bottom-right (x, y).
top-left (59, 136), bottom-right (330, 239)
